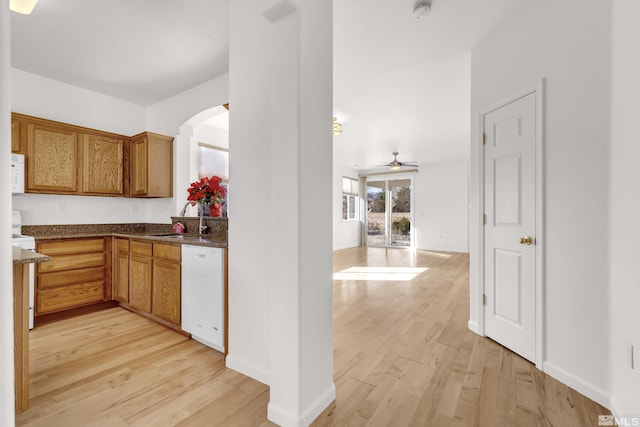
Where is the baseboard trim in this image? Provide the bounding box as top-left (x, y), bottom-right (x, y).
top-left (609, 396), bottom-right (640, 425)
top-left (225, 354), bottom-right (270, 386)
top-left (267, 383), bottom-right (336, 427)
top-left (467, 320), bottom-right (480, 335)
top-left (542, 361), bottom-right (611, 409)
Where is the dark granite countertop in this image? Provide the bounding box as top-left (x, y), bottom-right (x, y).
top-left (12, 247), bottom-right (51, 264)
top-left (112, 232), bottom-right (227, 248)
top-left (21, 221), bottom-right (228, 248)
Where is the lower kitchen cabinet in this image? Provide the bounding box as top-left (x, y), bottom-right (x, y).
top-left (119, 239), bottom-right (181, 328)
top-left (152, 259), bottom-right (181, 325)
top-left (128, 240), bottom-right (152, 313)
top-left (113, 238), bottom-right (129, 302)
top-left (151, 243), bottom-right (181, 325)
top-left (35, 238), bottom-right (110, 321)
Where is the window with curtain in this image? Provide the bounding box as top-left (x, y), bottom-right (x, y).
top-left (342, 177), bottom-right (358, 221)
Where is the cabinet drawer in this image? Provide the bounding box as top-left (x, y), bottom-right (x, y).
top-left (39, 252), bottom-right (105, 273)
top-left (38, 238), bottom-right (105, 256)
top-left (130, 240), bottom-right (152, 257)
top-left (37, 281), bottom-right (106, 314)
top-left (38, 266), bottom-right (105, 289)
top-left (116, 238), bottom-right (129, 253)
top-left (153, 243), bottom-right (180, 261)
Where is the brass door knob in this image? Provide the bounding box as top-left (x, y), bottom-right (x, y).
top-left (520, 236), bottom-right (533, 245)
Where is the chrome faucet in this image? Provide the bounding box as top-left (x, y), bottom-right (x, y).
top-left (178, 201), bottom-right (192, 217)
top-left (177, 201), bottom-right (208, 234)
top-left (199, 205), bottom-right (209, 235)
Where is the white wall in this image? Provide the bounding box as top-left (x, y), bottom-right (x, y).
top-left (194, 125), bottom-right (228, 149)
top-left (10, 69), bottom-right (154, 225)
top-left (414, 159), bottom-right (468, 253)
top-left (333, 158), bottom-right (469, 252)
top-left (146, 74), bottom-right (229, 137)
top-left (229, 1), bottom-right (334, 425)
top-left (145, 75), bottom-right (229, 223)
top-left (1, 4), bottom-right (15, 425)
top-left (470, 0), bottom-right (611, 407)
top-left (226, 0), bottom-right (272, 386)
top-left (11, 69), bottom-right (145, 136)
top-left (609, 0), bottom-right (640, 418)
top-left (333, 163), bottom-right (360, 250)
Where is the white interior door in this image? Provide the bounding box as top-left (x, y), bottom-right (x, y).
top-left (483, 92), bottom-right (537, 362)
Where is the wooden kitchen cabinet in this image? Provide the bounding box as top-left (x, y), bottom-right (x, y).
top-left (121, 240), bottom-right (181, 328)
top-left (152, 243), bottom-right (181, 325)
top-left (26, 121), bottom-right (78, 193)
top-left (35, 238), bottom-right (110, 321)
top-left (129, 241), bottom-right (153, 312)
top-left (130, 132), bottom-right (173, 198)
top-left (152, 259), bottom-right (181, 325)
top-left (113, 238), bottom-right (129, 303)
top-left (12, 113), bottom-right (173, 198)
top-left (12, 116), bottom-right (24, 153)
top-left (80, 133), bottom-right (124, 195)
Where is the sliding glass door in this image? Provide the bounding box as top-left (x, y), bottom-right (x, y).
top-left (366, 176), bottom-right (413, 247)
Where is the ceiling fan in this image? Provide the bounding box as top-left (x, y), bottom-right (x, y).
top-left (380, 152), bottom-right (418, 170)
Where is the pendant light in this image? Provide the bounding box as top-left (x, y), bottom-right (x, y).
top-left (10, 0), bottom-right (39, 14)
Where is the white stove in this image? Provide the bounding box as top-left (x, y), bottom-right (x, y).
top-left (12, 210), bottom-right (35, 329)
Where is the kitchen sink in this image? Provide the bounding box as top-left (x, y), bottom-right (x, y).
top-left (151, 234), bottom-right (214, 243)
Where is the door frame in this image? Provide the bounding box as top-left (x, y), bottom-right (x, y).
top-left (476, 80), bottom-right (545, 369)
top-left (364, 173), bottom-right (416, 249)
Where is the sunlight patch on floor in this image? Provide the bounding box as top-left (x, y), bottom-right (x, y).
top-left (333, 266), bottom-right (429, 282)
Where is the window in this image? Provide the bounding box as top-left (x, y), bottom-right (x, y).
top-left (342, 177), bottom-right (358, 221)
top-left (198, 143), bottom-right (228, 181)
top-left (198, 143), bottom-right (229, 216)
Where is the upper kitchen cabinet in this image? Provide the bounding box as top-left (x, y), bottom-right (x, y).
top-left (12, 116), bottom-right (25, 153)
top-left (80, 133), bottom-right (124, 195)
top-left (26, 120), bottom-right (79, 193)
top-left (13, 113), bottom-right (174, 198)
top-left (130, 132), bottom-right (173, 198)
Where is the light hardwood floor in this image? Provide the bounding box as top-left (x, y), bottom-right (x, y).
top-left (16, 247), bottom-right (609, 426)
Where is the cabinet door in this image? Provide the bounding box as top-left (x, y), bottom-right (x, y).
top-left (147, 134), bottom-right (173, 197)
top-left (129, 255), bottom-right (152, 312)
top-left (114, 252), bottom-right (129, 303)
top-left (152, 260), bottom-right (181, 325)
top-left (130, 138), bottom-right (148, 196)
top-left (113, 239), bottom-right (129, 303)
top-left (11, 117), bottom-right (22, 153)
top-left (82, 134), bottom-right (124, 195)
top-left (27, 122), bottom-right (78, 192)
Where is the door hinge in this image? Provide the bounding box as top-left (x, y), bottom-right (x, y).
top-left (482, 294), bottom-right (487, 305)
top-left (482, 133), bottom-right (486, 145)
top-left (482, 214), bottom-right (487, 225)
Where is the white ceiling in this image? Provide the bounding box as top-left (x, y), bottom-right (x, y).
top-left (10, 0), bottom-right (521, 170)
top-left (333, 0), bottom-right (522, 170)
top-left (10, 0), bottom-right (230, 106)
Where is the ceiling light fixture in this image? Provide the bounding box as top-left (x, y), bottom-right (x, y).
top-left (332, 117), bottom-right (342, 136)
top-left (413, 0), bottom-right (432, 19)
top-left (10, 0), bottom-right (39, 14)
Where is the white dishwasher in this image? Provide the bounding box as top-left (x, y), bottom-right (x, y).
top-left (181, 245), bottom-right (225, 353)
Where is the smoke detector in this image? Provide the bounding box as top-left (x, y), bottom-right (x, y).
top-left (413, 0), bottom-right (432, 18)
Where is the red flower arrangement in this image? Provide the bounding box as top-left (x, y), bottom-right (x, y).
top-left (186, 175), bottom-right (227, 207)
